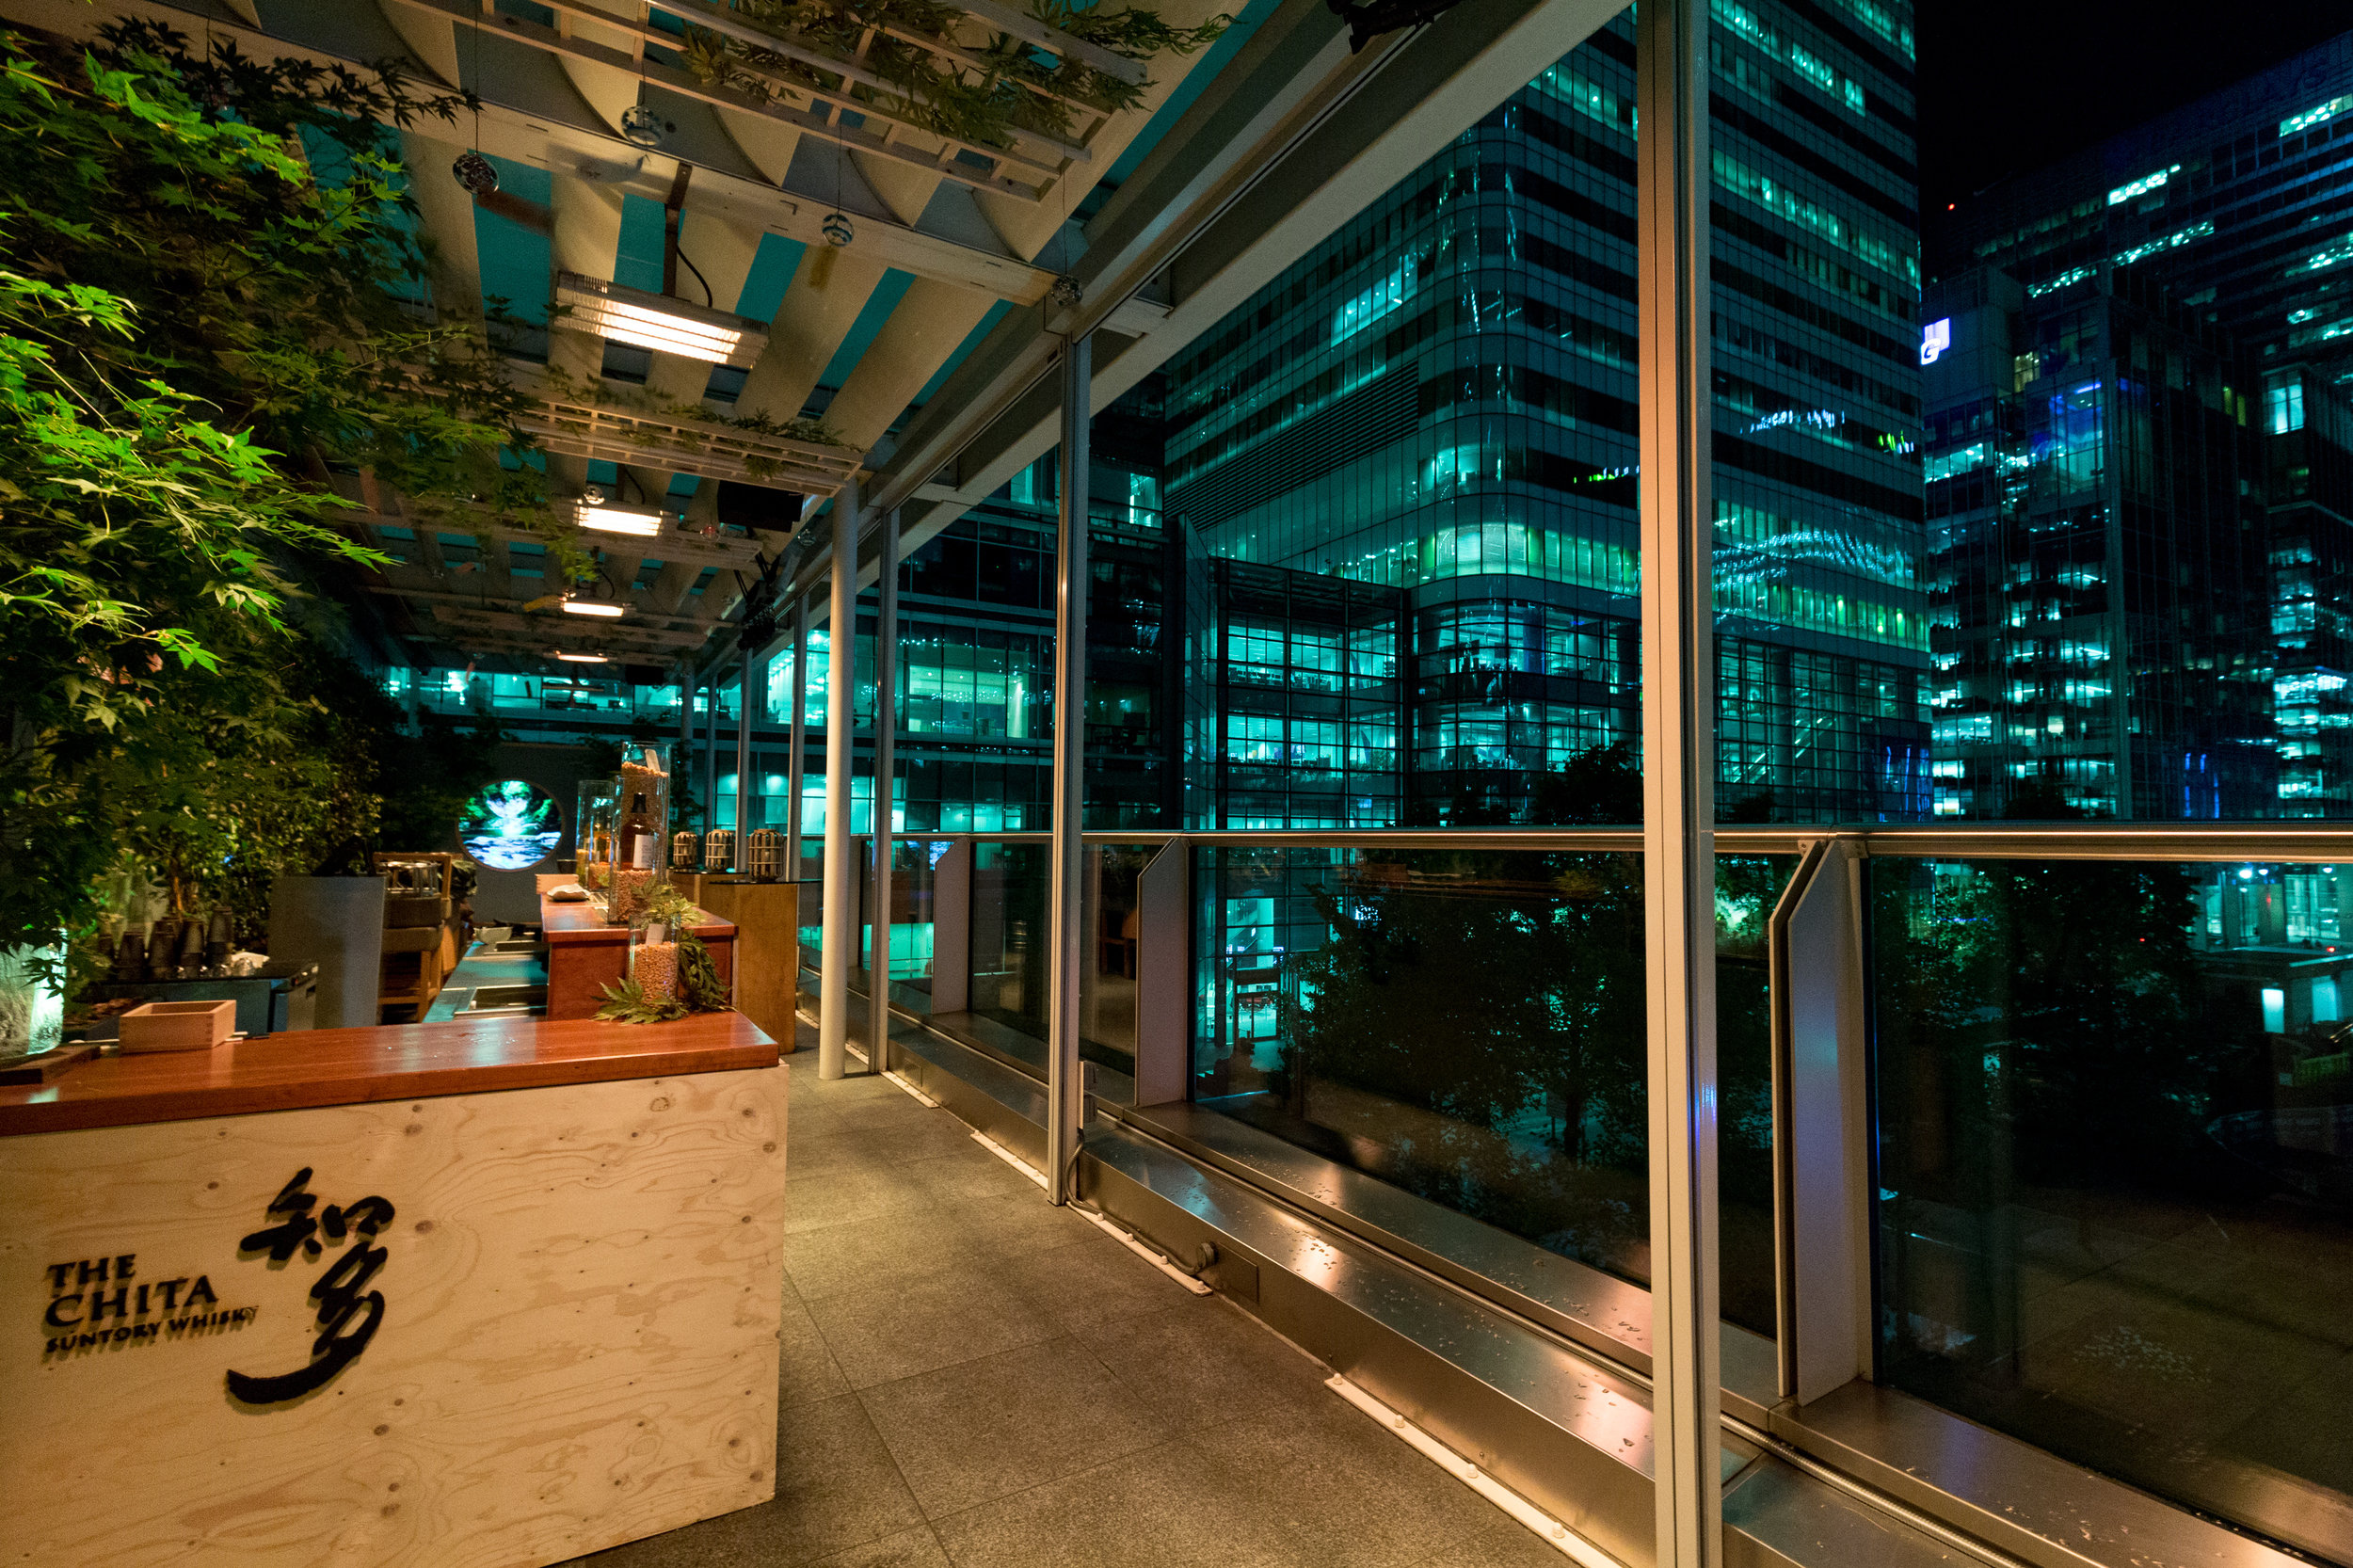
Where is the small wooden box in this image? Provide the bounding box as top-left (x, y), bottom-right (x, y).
top-left (117, 999), bottom-right (237, 1053)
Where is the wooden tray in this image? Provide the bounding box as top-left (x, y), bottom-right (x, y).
top-left (117, 999), bottom-right (238, 1053)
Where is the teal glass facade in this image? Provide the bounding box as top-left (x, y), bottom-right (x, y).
top-left (1165, 5), bottom-right (1930, 828)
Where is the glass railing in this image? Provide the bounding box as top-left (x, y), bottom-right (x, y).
top-left (807, 822), bottom-right (2353, 1563)
top-left (856, 838), bottom-right (939, 1009)
top-left (1869, 851), bottom-right (2353, 1562)
top-left (1192, 841), bottom-right (1789, 1338)
top-left (969, 840), bottom-right (1049, 1042)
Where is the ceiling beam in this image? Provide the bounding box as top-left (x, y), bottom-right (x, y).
top-left (844, 0), bottom-right (1627, 577)
top-left (8, 0), bottom-right (1062, 304)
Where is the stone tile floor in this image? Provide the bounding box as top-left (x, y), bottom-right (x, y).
top-left (568, 1037), bottom-right (1563, 1568)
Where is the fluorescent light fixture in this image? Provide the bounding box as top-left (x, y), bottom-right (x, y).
top-left (553, 272), bottom-right (767, 368)
top-left (561, 599), bottom-right (627, 618)
top-left (552, 650), bottom-right (609, 664)
top-left (573, 500), bottom-right (664, 536)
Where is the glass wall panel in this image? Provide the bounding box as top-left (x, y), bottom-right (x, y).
top-left (856, 839), bottom-right (940, 1009)
top-left (1193, 844), bottom-right (1787, 1336)
top-left (1872, 856), bottom-right (2353, 1561)
top-left (970, 842), bottom-right (1048, 1042)
top-left (1078, 845), bottom-right (1154, 1078)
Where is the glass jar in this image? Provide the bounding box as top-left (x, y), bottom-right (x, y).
top-left (574, 780), bottom-right (617, 893)
top-left (616, 743), bottom-right (672, 884)
top-left (627, 917), bottom-right (680, 1003)
top-left (606, 743), bottom-right (672, 924)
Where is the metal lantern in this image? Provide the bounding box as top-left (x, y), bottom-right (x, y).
top-left (451, 149), bottom-right (499, 195)
top-left (747, 828), bottom-right (785, 882)
top-left (821, 210), bottom-right (854, 247)
top-left (672, 829), bottom-right (701, 871)
top-left (704, 827), bottom-right (736, 872)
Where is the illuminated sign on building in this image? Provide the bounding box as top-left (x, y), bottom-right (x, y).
top-left (1919, 317), bottom-right (1951, 366)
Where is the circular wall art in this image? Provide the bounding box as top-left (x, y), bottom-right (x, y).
top-left (457, 779), bottom-right (562, 871)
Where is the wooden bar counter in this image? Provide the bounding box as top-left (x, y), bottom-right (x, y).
top-left (0, 1013), bottom-right (787, 1568)
top-left (540, 894), bottom-right (737, 1019)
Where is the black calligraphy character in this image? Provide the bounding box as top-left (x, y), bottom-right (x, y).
top-left (238, 1168), bottom-right (322, 1262)
top-left (226, 1174), bottom-right (396, 1406)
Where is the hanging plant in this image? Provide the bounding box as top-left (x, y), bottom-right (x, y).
top-left (678, 0), bottom-right (1230, 156)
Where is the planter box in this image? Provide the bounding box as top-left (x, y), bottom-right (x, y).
top-left (118, 999), bottom-right (237, 1053)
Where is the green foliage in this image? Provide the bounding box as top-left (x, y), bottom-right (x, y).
top-left (595, 975), bottom-right (689, 1024)
top-left (680, 0), bottom-right (1229, 153)
top-left (0, 24), bottom-right (537, 963)
top-left (595, 930), bottom-right (730, 1023)
top-left (678, 932), bottom-right (731, 1013)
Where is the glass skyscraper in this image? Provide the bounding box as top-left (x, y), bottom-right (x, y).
top-left (1918, 266), bottom-right (2274, 819)
top-left (1164, 2), bottom-right (1930, 827)
top-left (1945, 30), bottom-right (2353, 392)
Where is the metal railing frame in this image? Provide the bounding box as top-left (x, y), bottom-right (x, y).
top-left (822, 816), bottom-right (2345, 1568)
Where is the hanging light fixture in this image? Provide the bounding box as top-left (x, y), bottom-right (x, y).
top-left (822, 211), bottom-right (854, 247)
top-left (452, 149), bottom-right (499, 195)
top-left (620, 104), bottom-right (668, 147)
top-left (573, 498), bottom-right (665, 536)
top-left (561, 597), bottom-right (627, 618)
top-left (553, 273), bottom-right (767, 367)
top-left (552, 650), bottom-right (611, 664)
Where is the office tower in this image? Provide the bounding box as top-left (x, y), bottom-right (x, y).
top-left (1919, 267), bottom-right (2273, 819)
top-left (1164, 2), bottom-right (1930, 826)
top-left (2264, 364), bottom-right (2353, 811)
top-left (1945, 30), bottom-right (2353, 392)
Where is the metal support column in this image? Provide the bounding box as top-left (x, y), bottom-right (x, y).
top-left (702, 664), bottom-right (720, 855)
top-left (819, 483), bottom-right (858, 1080)
top-left (870, 509), bottom-right (901, 1074)
top-left (734, 647), bottom-right (754, 867)
top-left (1045, 333), bottom-right (1091, 1205)
top-left (786, 593), bottom-right (808, 876)
top-left (1638, 0), bottom-right (1720, 1563)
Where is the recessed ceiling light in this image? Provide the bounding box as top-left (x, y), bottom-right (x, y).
top-left (561, 599), bottom-right (627, 618)
top-left (553, 272), bottom-right (767, 367)
top-left (573, 500), bottom-right (664, 536)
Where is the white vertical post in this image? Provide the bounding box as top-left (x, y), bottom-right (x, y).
top-left (701, 662), bottom-right (720, 857)
top-left (820, 481), bottom-right (859, 1080)
top-left (1639, 0), bottom-right (1720, 1561)
top-left (1047, 334), bottom-right (1092, 1204)
top-left (1769, 839), bottom-right (1874, 1405)
top-left (735, 648), bottom-right (755, 859)
top-left (787, 593), bottom-right (808, 876)
top-left (871, 509), bottom-right (901, 1073)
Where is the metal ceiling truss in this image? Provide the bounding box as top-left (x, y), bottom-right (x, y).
top-left (412, 0), bottom-right (1055, 202)
top-left (775, 0), bottom-right (1624, 616)
top-left (518, 393), bottom-right (864, 493)
top-left (8, 0), bottom-right (1062, 305)
top-left (404, 0), bottom-right (1163, 205)
top-left (336, 504), bottom-right (769, 573)
top-left (419, 600), bottom-right (712, 651)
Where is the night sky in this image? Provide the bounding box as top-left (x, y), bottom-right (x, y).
top-left (1917, 2), bottom-right (2350, 236)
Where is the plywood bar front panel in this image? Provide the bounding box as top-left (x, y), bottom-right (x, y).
top-left (1, 1062), bottom-right (788, 1568)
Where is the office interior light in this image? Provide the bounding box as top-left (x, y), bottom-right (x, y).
top-left (552, 650), bottom-right (610, 663)
top-left (561, 598), bottom-right (627, 618)
top-left (573, 499), bottom-right (664, 536)
top-left (553, 272), bottom-right (767, 368)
